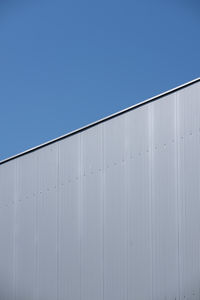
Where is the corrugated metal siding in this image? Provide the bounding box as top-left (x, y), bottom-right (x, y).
top-left (0, 81), bottom-right (200, 300)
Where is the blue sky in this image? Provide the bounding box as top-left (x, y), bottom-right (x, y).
top-left (0, 0), bottom-right (199, 160)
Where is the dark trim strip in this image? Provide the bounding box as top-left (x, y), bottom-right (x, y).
top-left (1, 77), bottom-right (199, 165)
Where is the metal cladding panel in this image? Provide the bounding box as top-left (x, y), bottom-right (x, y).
top-left (58, 135), bottom-right (81, 300)
top-left (0, 80), bottom-right (200, 300)
top-left (0, 161), bottom-right (15, 300)
top-left (81, 126), bottom-right (103, 300)
top-left (104, 115), bottom-right (127, 300)
top-left (178, 83), bottom-right (200, 300)
top-left (37, 144), bottom-right (58, 300)
top-left (151, 94), bottom-right (179, 299)
top-left (125, 105), bottom-right (152, 300)
top-left (15, 153), bottom-right (37, 300)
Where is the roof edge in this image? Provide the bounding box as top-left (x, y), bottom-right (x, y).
top-left (1, 77), bottom-right (200, 165)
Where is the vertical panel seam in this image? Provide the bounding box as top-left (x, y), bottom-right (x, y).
top-left (102, 124), bottom-right (105, 300)
top-left (149, 104), bottom-right (154, 300)
top-left (57, 143), bottom-right (60, 300)
top-left (125, 114), bottom-right (129, 300)
top-left (80, 134), bottom-right (83, 300)
top-left (175, 92), bottom-right (181, 300)
top-left (35, 153), bottom-right (39, 300)
top-left (13, 160), bottom-right (18, 300)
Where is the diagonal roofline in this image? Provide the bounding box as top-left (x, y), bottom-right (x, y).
top-left (1, 77), bottom-right (200, 165)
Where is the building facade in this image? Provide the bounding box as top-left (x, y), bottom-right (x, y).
top-left (0, 78), bottom-right (200, 300)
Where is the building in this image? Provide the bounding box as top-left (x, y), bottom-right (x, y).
top-left (0, 78), bottom-right (200, 300)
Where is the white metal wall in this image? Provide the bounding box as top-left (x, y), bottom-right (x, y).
top-left (0, 81), bottom-right (200, 300)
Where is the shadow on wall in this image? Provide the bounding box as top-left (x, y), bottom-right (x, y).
top-left (0, 288), bottom-right (29, 300)
top-left (1, 279), bottom-right (200, 299)
top-left (0, 286), bottom-right (13, 300)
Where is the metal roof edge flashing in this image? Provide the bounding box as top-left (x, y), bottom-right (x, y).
top-left (1, 77), bottom-right (200, 165)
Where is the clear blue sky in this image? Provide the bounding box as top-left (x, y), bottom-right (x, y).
top-left (0, 0), bottom-right (199, 160)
